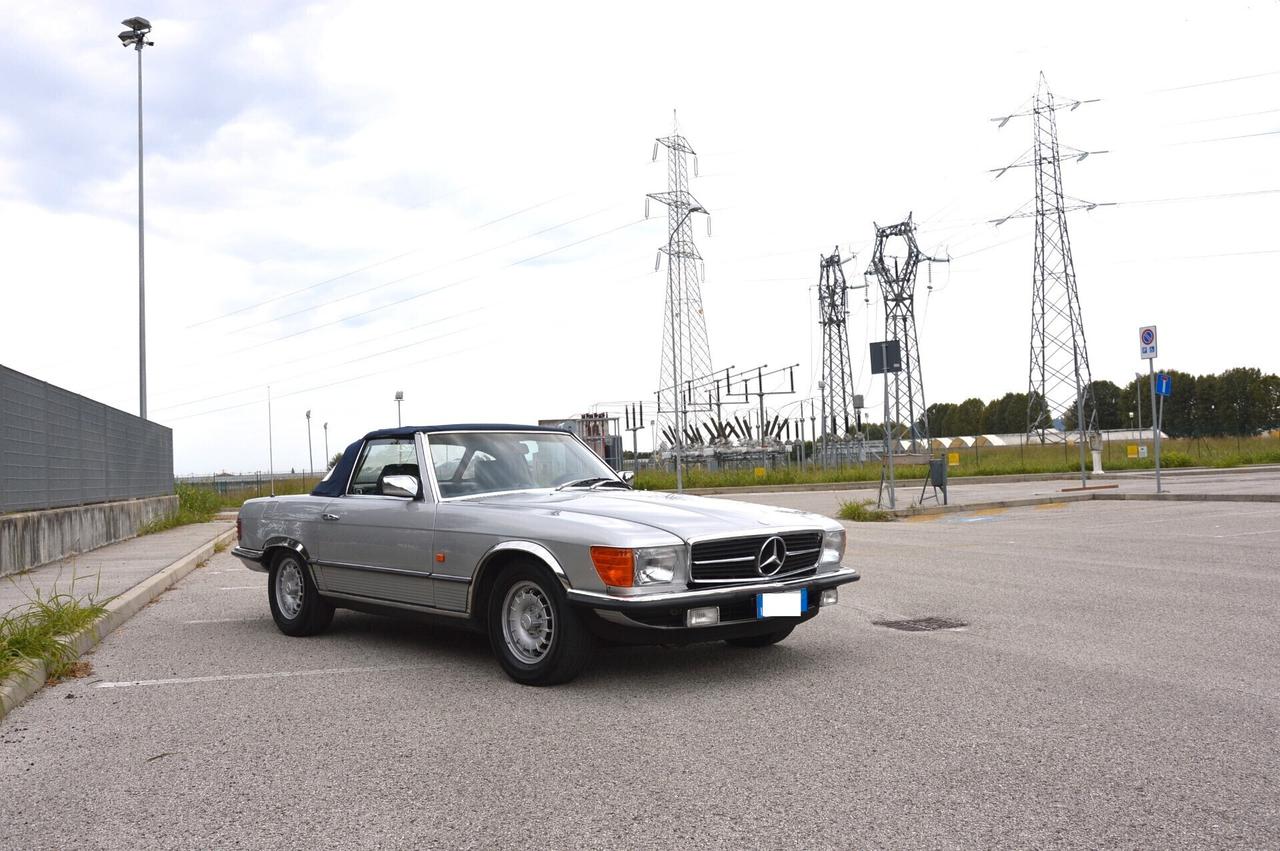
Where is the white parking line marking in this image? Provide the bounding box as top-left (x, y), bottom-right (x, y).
top-left (183, 617), bottom-right (260, 624)
top-left (219, 585), bottom-right (263, 590)
top-left (94, 664), bottom-right (430, 689)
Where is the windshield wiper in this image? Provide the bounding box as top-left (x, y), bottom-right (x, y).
top-left (555, 477), bottom-right (628, 491)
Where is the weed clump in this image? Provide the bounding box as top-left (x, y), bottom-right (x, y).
top-left (837, 500), bottom-right (894, 522)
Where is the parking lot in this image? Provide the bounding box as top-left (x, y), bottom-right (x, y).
top-left (2, 497), bottom-right (1277, 849)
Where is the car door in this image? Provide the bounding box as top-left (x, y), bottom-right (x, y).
top-left (309, 436), bottom-right (437, 610)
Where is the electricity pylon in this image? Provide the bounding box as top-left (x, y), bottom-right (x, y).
top-left (865, 215), bottom-right (946, 454)
top-left (992, 73), bottom-right (1110, 455)
top-left (647, 120), bottom-right (712, 454)
top-left (817, 247), bottom-right (867, 440)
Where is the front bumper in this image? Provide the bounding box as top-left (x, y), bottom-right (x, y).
top-left (565, 566), bottom-right (859, 612)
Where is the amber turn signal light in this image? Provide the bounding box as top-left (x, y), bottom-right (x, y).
top-left (590, 546), bottom-right (633, 587)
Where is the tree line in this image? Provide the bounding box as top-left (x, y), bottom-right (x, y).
top-left (925, 367), bottom-right (1280, 438)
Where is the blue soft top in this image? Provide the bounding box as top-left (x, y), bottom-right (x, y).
top-left (311, 423), bottom-right (571, 497)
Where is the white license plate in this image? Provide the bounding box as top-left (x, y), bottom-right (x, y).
top-left (756, 589), bottom-right (807, 618)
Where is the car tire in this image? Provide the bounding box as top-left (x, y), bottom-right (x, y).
top-left (725, 625), bottom-right (795, 648)
top-left (488, 561), bottom-right (593, 686)
top-left (268, 551), bottom-right (334, 637)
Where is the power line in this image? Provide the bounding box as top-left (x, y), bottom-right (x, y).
top-left (1151, 69), bottom-right (1280, 93)
top-left (228, 217), bottom-right (648, 355)
top-left (227, 204), bottom-right (620, 334)
top-left (186, 192), bottom-right (575, 328)
top-left (151, 324), bottom-right (472, 414)
top-left (163, 344), bottom-right (480, 423)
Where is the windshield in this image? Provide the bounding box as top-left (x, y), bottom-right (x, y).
top-left (426, 431), bottom-right (619, 498)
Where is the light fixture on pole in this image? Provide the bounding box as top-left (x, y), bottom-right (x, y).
top-left (665, 204), bottom-right (708, 494)
top-left (323, 422), bottom-right (329, 467)
top-left (305, 410), bottom-right (314, 476)
top-left (117, 16), bottom-right (154, 419)
top-left (394, 390), bottom-right (404, 427)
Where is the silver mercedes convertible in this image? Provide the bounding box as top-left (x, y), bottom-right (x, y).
top-left (232, 424), bottom-right (859, 685)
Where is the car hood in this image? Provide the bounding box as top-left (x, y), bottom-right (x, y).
top-left (459, 488), bottom-right (834, 540)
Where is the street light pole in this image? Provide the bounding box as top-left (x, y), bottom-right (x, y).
top-left (666, 205), bottom-right (707, 494)
top-left (305, 410), bottom-right (314, 476)
top-left (118, 17), bottom-right (154, 419)
top-left (323, 422), bottom-right (329, 467)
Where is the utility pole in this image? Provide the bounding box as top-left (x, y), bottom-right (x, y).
top-left (865, 217), bottom-right (947, 454)
top-left (992, 73), bottom-right (1109, 475)
top-left (267, 386), bottom-right (276, 497)
top-left (647, 114), bottom-right (712, 494)
top-left (117, 17), bottom-right (154, 419)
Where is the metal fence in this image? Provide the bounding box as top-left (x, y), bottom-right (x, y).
top-left (0, 365), bottom-right (174, 513)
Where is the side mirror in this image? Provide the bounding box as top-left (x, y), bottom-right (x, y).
top-left (618, 470), bottom-right (636, 486)
top-left (382, 475), bottom-right (419, 499)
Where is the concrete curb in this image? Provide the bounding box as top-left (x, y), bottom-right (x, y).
top-left (0, 526), bottom-right (237, 722)
top-left (879, 490), bottom-right (1280, 519)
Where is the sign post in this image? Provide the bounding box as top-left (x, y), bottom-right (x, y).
top-left (871, 340), bottom-right (901, 509)
top-left (1139, 325), bottom-right (1162, 493)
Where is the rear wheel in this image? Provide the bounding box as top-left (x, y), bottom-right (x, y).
top-left (487, 561), bottom-right (593, 686)
top-left (268, 552), bottom-right (334, 636)
top-left (725, 624), bottom-right (795, 648)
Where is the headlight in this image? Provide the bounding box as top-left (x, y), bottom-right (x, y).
top-left (590, 545), bottom-right (685, 586)
top-left (820, 528), bottom-right (846, 565)
top-left (634, 545), bottom-right (682, 585)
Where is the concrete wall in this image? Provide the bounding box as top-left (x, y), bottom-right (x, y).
top-left (0, 495), bottom-right (178, 577)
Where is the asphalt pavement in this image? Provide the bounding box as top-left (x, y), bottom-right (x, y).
top-left (1, 498), bottom-right (1277, 849)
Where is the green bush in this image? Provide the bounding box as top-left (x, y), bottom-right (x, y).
top-left (1160, 451), bottom-right (1195, 468)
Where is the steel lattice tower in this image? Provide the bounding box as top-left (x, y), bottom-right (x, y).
top-left (818, 247), bottom-right (858, 438)
top-left (1025, 76), bottom-right (1098, 443)
top-left (867, 215), bottom-right (943, 453)
top-left (992, 75), bottom-right (1106, 444)
top-left (647, 125), bottom-right (712, 447)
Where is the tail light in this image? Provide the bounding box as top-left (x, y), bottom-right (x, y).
top-left (235, 517), bottom-right (242, 543)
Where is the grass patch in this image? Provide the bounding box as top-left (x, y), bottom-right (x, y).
top-left (837, 499), bottom-right (894, 522)
top-left (0, 589), bottom-right (109, 682)
top-left (213, 539), bottom-right (229, 554)
top-left (139, 484), bottom-right (223, 535)
top-left (633, 435), bottom-right (1280, 491)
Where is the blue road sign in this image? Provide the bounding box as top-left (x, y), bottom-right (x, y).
top-left (1155, 373), bottom-right (1172, 397)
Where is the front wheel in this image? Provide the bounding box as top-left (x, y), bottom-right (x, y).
top-left (725, 624), bottom-right (795, 648)
top-left (268, 552), bottom-right (334, 636)
top-left (488, 562), bottom-right (593, 686)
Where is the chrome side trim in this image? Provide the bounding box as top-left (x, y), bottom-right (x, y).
top-left (321, 589), bottom-right (471, 619)
top-left (432, 573), bottom-right (471, 584)
top-left (567, 567), bottom-right (859, 609)
top-left (313, 559), bottom-right (431, 579)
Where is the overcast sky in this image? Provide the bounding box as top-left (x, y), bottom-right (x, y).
top-left (2, 1), bottom-right (1278, 474)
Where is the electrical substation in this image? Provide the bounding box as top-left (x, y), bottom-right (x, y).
top-left (551, 80), bottom-right (1115, 496)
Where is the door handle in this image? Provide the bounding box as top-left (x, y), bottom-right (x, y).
top-left (322, 513), bottom-right (340, 521)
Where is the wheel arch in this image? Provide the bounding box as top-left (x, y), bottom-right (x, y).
top-left (470, 541), bottom-right (570, 626)
top-left (262, 537), bottom-right (313, 571)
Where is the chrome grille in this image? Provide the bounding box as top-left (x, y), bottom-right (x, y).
top-left (689, 531), bottom-right (823, 584)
